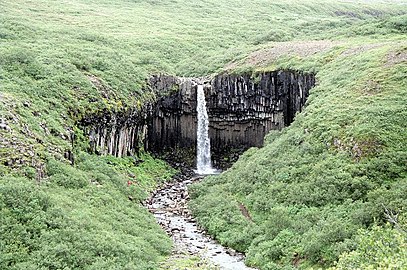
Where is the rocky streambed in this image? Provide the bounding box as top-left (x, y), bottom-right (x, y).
top-left (146, 175), bottom-right (256, 270)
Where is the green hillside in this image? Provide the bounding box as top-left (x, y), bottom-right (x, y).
top-left (190, 39), bottom-right (407, 269)
top-left (1, 0), bottom-right (406, 269)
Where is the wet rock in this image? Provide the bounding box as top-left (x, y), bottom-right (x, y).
top-left (148, 174), bottom-right (257, 270)
top-left (147, 71), bottom-right (314, 169)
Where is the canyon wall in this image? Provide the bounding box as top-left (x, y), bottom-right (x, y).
top-left (81, 109), bottom-right (148, 157)
top-left (147, 71), bottom-right (315, 160)
top-left (81, 70), bottom-right (315, 164)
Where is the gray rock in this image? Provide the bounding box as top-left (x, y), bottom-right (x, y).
top-left (0, 123), bottom-right (11, 132)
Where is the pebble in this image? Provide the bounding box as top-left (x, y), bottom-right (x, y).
top-left (0, 123), bottom-right (11, 132)
top-left (146, 174), bottom-right (257, 270)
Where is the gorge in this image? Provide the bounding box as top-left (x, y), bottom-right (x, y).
top-left (2, 1), bottom-right (406, 268)
top-left (82, 70), bottom-right (315, 168)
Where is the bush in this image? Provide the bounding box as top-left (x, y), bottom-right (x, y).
top-left (47, 159), bottom-right (89, 189)
top-left (331, 225), bottom-right (407, 270)
top-left (0, 153), bottom-right (174, 269)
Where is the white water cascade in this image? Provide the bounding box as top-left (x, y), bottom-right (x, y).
top-left (196, 85), bottom-right (216, 175)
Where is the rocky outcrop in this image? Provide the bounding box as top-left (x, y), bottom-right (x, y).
top-left (146, 75), bottom-right (200, 154)
top-left (81, 70), bottom-right (315, 164)
top-left (208, 71), bottom-right (314, 151)
top-left (147, 71), bottom-right (315, 163)
top-left (81, 109), bottom-right (148, 157)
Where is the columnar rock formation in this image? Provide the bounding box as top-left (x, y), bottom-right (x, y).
top-left (81, 109), bottom-right (148, 157)
top-left (145, 75), bottom-right (199, 154)
top-left (147, 71), bottom-right (315, 158)
top-left (81, 71), bottom-right (315, 163)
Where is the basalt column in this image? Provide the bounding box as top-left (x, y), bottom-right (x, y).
top-left (208, 71), bottom-right (315, 154)
top-left (146, 70), bottom-right (315, 163)
top-left (81, 109), bottom-right (148, 158)
top-left (146, 75), bottom-right (200, 154)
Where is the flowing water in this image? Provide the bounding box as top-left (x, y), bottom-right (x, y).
top-left (147, 176), bottom-right (257, 270)
top-left (147, 84), bottom-right (255, 269)
top-left (196, 85), bottom-right (217, 175)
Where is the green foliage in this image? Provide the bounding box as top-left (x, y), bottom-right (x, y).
top-left (190, 42), bottom-right (407, 269)
top-left (159, 254), bottom-right (220, 270)
top-left (47, 159), bottom-right (89, 189)
top-left (0, 153), bottom-right (175, 269)
top-left (331, 225), bottom-right (407, 270)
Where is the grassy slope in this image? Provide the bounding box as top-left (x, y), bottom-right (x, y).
top-left (190, 13), bottom-right (407, 270)
top-left (0, 152), bottom-right (176, 269)
top-left (0, 0), bottom-right (406, 269)
top-left (1, 0), bottom-right (405, 169)
top-left (190, 40), bottom-right (407, 269)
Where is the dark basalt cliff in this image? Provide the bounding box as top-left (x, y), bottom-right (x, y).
top-left (81, 70), bottom-right (315, 166)
top-left (81, 109), bottom-right (148, 157)
top-left (147, 71), bottom-right (314, 163)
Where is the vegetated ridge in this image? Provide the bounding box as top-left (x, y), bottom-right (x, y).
top-left (0, 0), bottom-right (406, 269)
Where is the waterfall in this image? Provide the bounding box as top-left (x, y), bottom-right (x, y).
top-left (196, 85), bottom-right (216, 174)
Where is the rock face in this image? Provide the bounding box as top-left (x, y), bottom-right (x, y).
top-left (81, 109), bottom-right (148, 157)
top-left (147, 71), bottom-right (315, 162)
top-left (81, 70), bottom-right (315, 164)
top-left (146, 75), bottom-right (200, 154)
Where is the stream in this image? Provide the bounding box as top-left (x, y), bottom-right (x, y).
top-left (147, 175), bottom-right (256, 270)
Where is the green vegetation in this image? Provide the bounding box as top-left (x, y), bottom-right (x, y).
top-left (1, 0), bottom-right (406, 168)
top-left (330, 225), bottom-right (407, 270)
top-left (0, 152), bottom-right (175, 269)
top-left (190, 33), bottom-right (407, 270)
top-left (160, 254), bottom-right (219, 270)
top-left (1, 0), bottom-right (406, 269)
